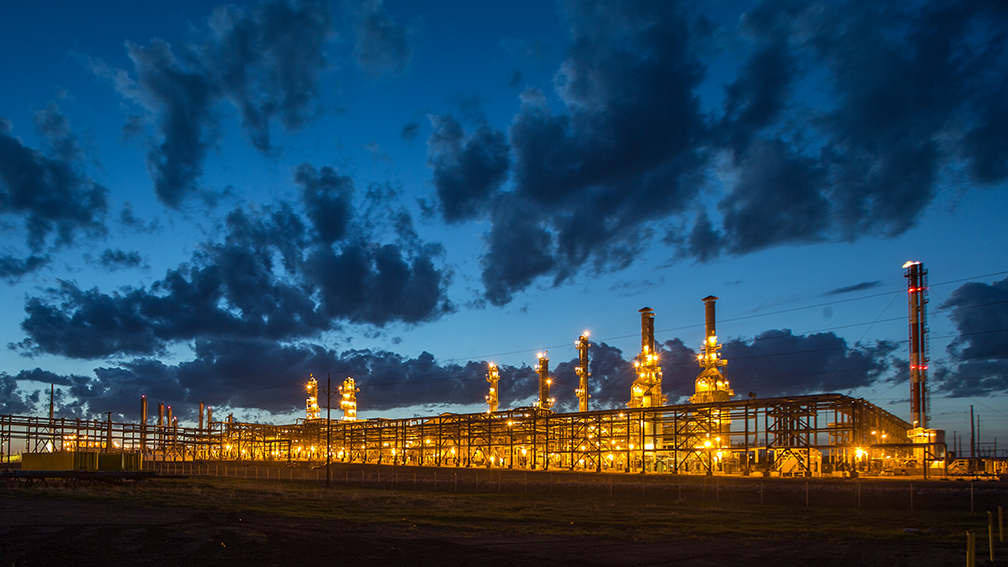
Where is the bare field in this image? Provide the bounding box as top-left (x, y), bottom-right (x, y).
top-left (2, 468), bottom-right (1006, 566)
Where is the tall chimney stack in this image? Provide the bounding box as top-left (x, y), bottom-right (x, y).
top-left (703, 296), bottom-right (718, 340)
top-left (639, 307), bottom-right (655, 354)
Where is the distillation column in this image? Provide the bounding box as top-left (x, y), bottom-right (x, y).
top-left (628, 307), bottom-right (666, 408)
top-left (140, 395), bottom-right (148, 455)
top-left (690, 296), bottom-right (733, 404)
top-left (340, 378), bottom-right (359, 421)
top-left (306, 375), bottom-right (320, 420)
top-left (575, 333), bottom-right (591, 413)
top-left (536, 353), bottom-right (553, 410)
top-left (690, 296), bottom-right (734, 473)
top-left (486, 363), bottom-right (500, 413)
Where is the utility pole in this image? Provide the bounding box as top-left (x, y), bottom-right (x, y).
top-left (326, 373), bottom-right (332, 487)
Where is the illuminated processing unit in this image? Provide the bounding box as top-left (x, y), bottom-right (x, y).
top-left (340, 378), bottom-right (359, 421)
top-left (536, 352), bottom-right (554, 410)
top-left (575, 333), bottom-right (590, 413)
top-left (486, 363), bottom-right (500, 413)
top-left (3, 273), bottom-right (963, 479)
top-left (305, 375), bottom-right (320, 420)
top-left (628, 307), bottom-right (666, 408)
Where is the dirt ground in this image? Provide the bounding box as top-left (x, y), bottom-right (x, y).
top-left (2, 473), bottom-right (1004, 567)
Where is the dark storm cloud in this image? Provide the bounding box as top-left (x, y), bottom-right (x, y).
top-left (477, 0), bottom-right (710, 296)
top-left (721, 330), bottom-right (901, 397)
top-left (14, 339), bottom-right (537, 419)
top-left (503, 0), bottom-right (706, 289)
top-left (0, 373), bottom-right (43, 415)
top-left (295, 164), bottom-right (353, 245)
top-left (426, 114), bottom-right (510, 223)
top-left (0, 109), bottom-right (107, 261)
top-left (715, 0), bottom-right (1008, 247)
top-left (0, 255), bottom-right (50, 282)
top-left (125, 39), bottom-right (217, 208)
top-left (935, 277), bottom-right (1008, 397)
top-left (465, 0), bottom-right (1007, 302)
top-left (353, 0), bottom-right (414, 77)
top-left (203, 1), bottom-right (332, 152)
top-left (11, 322), bottom-right (904, 419)
top-left (684, 210), bottom-right (724, 263)
top-left (109, 0), bottom-right (331, 207)
top-left (718, 139), bottom-right (829, 253)
top-left (17, 163), bottom-right (450, 359)
top-left (306, 240), bottom-right (449, 326)
top-left (718, 40), bottom-right (795, 156)
top-left (827, 281), bottom-right (882, 296)
top-left (99, 249), bottom-right (144, 271)
top-left (480, 195), bottom-right (555, 306)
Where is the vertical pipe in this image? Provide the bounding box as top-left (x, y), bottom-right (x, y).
top-left (971, 406), bottom-right (975, 459)
top-left (137, 396), bottom-right (146, 459)
top-left (326, 373), bottom-right (331, 487)
top-left (537, 353), bottom-right (551, 410)
top-left (640, 307), bottom-right (655, 354)
top-left (198, 402), bottom-right (204, 432)
top-left (703, 296), bottom-right (718, 340)
top-left (576, 334), bottom-right (590, 413)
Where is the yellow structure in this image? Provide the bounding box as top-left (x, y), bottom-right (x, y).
top-left (340, 378), bottom-right (359, 421)
top-left (486, 363), bottom-right (500, 413)
top-left (536, 353), bottom-right (554, 410)
top-left (628, 307), bottom-right (666, 408)
top-left (575, 333), bottom-right (590, 412)
top-left (690, 296), bottom-right (734, 404)
top-left (305, 375), bottom-right (320, 420)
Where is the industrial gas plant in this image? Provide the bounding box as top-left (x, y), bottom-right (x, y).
top-left (3, 262), bottom-right (993, 479)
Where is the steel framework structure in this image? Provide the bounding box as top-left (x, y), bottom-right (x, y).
top-left (3, 393), bottom-right (911, 477)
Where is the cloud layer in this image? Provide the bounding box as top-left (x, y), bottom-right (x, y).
top-left (7, 327), bottom-right (904, 421)
top-left (0, 105), bottom-right (107, 279)
top-left (935, 276), bottom-right (1008, 397)
top-left (424, 0), bottom-right (1008, 305)
top-left (16, 163), bottom-right (451, 359)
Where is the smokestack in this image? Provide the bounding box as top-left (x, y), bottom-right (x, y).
top-left (198, 401), bottom-right (204, 431)
top-left (702, 296), bottom-right (718, 340)
top-left (207, 407), bottom-right (213, 428)
top-left (141, 396), bottom-right (148, 425)
top-left (639, 307), bottom-right (655, 354)
top-left (158, 402), bottom-right (164, 427)
top-left (904, 261), bottom-right (929, 428)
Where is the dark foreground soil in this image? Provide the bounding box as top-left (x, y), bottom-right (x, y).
top-left (2, 473), bottom-right (1005, 567)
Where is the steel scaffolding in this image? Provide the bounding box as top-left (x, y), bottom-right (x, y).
top-left (2, 393), bottom-right (913, 477)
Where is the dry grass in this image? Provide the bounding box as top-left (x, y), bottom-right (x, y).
top-left (2, 475), bottom-right (995, 546)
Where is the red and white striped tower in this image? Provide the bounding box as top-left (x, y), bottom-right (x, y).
top-left (904, 261), bottom-right (929, 429)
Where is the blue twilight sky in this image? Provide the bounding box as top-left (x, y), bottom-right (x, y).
top-left (0, 0), bottom-right (1006, 443)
